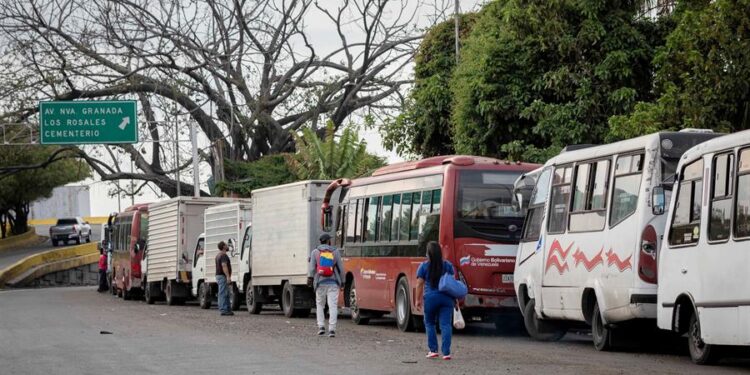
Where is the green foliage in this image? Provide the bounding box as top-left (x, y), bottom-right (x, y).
top-left (451, 0), bottom-right (660, 162)
top-left (381, 13), bottom-right (477, 158)
top-left (217, 122), bottom-right (385, 196)
top-left (216, 154), bottom-right (298, 197)
top-left (608, 0), bottom-right (750, 139)
top-left (291, 121), bottom-right (386, 180)
top-left (0, 146), bottom-right (90, 235)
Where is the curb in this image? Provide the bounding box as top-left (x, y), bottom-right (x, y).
top-left (28, 217), bottom-right (108, 225)
top-left (0, 227), bottom-right (43, 253)
top-left (9, 253), bottom-right (100, 287)
top-left (0, 242), bottom-right (99, 288)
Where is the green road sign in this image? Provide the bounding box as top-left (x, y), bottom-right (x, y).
top-left (39, 101), bottom-right (138, 144)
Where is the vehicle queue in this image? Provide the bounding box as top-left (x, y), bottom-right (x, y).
top-left (99, 129), bottom-right (750, 366)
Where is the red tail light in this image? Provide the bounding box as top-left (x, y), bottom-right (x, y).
top-left (639, 224), bottom-right (658, 284)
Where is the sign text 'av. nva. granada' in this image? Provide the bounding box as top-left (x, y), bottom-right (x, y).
top-left (39, 100), bottom-right (138, 145)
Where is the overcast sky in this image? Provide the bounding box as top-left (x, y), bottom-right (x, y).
top-left (76, 0), bottom-right (485, 216)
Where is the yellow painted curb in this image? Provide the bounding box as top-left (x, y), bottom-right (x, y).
top-left (0, 242), bottom-right (99, 288)
top-left (28, 216), bottom-right (108, 225)
top-left (0, 227), bottom-right (43, 253)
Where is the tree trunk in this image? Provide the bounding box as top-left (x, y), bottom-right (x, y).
top-left (12, 203), bottom-right (28, 235)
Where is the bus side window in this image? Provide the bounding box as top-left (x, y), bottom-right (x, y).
top-left (548, 166), bottom-right (572, 234)
top-left (379, 196), bottom-right (393, 242)
top-left (409, 192), bottom-right (422, 241)
top-left (336, 205), bottom-right (345, 247)
top-left (390, 194), bottom-right (401, 241)
top-left (346, 201), bottom-right (358, 244)
top-left (610, 154), bottom-right (644, 227)
top-left (399, 193), bottom-right (413, 241)
top-left (363, 197), bottom-right (381, 242)
top-left (569, 159), bottom-right (610, 232)
top-left (734, 148), bottom-right (750, 239)
top-left (669, 158), bottom-right (704, 246)
top-left (522, 168), bottom-right (552, 242)
top-left (709, 152), bottom-right (734, 242)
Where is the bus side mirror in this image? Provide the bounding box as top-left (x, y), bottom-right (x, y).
top-left (515, 192), bottom-right (524, 212)
top-left (652, 186), bottom-right (666, 215)
top-left (134, 243), bottom-right (141, 254)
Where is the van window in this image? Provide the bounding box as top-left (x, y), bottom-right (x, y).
top-left (610, 153), bottom-right (644, 226)
top-left (548, 166), bottom-right (572, 234)
top-left (669, 158), bottom-right (704, 246)
top-left (569, 160), bottom-right (610, 232)
top-left (709, 153), bottom-right (734, 241)
top-left (521, 168), bottom-right (552, 242)
top-left (735, 149), bottom-right (750, 238)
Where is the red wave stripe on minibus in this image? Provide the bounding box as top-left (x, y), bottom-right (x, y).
top-left (605, 249), bottom-right (632, 272)
top-left (573, 248), bottom-right (604, 271)
top-left (544, 239), bottom-right (573, 274)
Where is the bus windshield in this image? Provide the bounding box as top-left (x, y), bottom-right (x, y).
top-left (458, 171), bottom-right (523, 219)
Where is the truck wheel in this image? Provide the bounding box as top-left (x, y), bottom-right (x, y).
top-left (688, 312), bottom-right (721, 364)
top-left (144, 282), bottom-right (156, 305)
top-left (229, 283), bottom-right (241, 311)
top-left (246, 281), bottom-right (262, 315)
top-left (592, 301), bottom-right (616, 351)
top-left (281, 282), bottom-right (304, 318)
top-left (199, 283), bottom-right (211, 309)
top-left (76, 233), bottom-right (81, 245)
top-left (349, 279), bottom-right (370, 325)
top-left (396, 278), bottom-right (417, 332)
top-left (86, 233), bottom-right (91, 243)
top-left (523, 299), bottom-right (566, 341)
top-left (122, 287), bottom-right (132, 301)
top-left (165, 282), bottom-right (177, 306)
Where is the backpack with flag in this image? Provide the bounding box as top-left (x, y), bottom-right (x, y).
top-left (316, 248), bottom-right (336, 277)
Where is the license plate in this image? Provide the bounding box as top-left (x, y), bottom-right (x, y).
top-left (502, 274), bottom-right (513, 283)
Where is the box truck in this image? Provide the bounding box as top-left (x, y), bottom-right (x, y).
top-left (143, 197), bottom-right (234, 305)
top-left (192, 200), bottom-right (252, 311)
top-left (247, 180), bottom-right (339, 318)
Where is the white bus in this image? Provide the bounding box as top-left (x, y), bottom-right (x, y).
top-left (514, 130), bottom-right (720, 350)
top-left (657, 130), bottom-right (750, 365)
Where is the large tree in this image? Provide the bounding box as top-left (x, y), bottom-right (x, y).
top-left (608, 0), bottom-right (750, 139)
top-left (0, 0), bottom-right (430, 196)
top-left (450, 0), bottom-right (663, 162)
top-left (0, 145), bottom-right (90, 237)
top-left (381, 13), bottom-right (477, 158)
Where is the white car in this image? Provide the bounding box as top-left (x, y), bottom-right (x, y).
top-left (49, 217), bottom-right (92, 246)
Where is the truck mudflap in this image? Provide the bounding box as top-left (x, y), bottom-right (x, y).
top-left (292, 285), bottom-right (316, 309)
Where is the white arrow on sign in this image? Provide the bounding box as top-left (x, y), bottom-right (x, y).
top-left (118, 117), bottom-right (130, 130)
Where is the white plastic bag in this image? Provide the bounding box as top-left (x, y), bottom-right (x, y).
top-left (453, 306), bottom-right (465, 330)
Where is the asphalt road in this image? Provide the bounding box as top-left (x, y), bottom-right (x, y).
top-left (1, 287), bottom-right (748, 375)
top-left (0, 224), bottom-right (102, 270)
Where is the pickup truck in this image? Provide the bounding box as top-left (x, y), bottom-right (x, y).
top-left (49, 217), bottom-right (92, 246)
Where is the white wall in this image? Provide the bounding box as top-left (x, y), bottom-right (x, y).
top-left (30, 186), bottom-right (91, 219)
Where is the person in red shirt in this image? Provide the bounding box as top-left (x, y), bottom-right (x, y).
top-left (97, 248), bottom-right (108, 292)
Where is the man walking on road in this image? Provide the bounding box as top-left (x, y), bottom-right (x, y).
top-left (308, 233), bottom-right (344, 337)
top-left (97, 248), bottom-right (108, 292)
top-left (216, 241), bottom-right (233, 316)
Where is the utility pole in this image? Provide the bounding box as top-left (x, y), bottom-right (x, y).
top-left (190, 120), bottom-right (200, 198)
top-left (455, 0), bottom-right (460, 64)
top-left (174, 120), bottom-right (181, 197)
top-left (130, 158), bottom-right (135, 206)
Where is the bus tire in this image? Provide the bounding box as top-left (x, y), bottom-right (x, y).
top-left (396, 278), bottom-right (417, 332)
top-left (688, 312), bottom-right (721, 365)
top-left (246, 281), bottom-right (262, 315)
top-left (523, 299), bottom-right (566, 342)
top-left (229, 283), bottom-right (241, 311)
top-left (122, 287), bottom-right (132, 301)
top-left (199, 282), bottom-right (211, 309)
top-left (349, 279), bottom-right (370, 325)
top-left (592, 301), bottom-right (616, 351)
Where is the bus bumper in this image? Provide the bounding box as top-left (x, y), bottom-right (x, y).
top-left (603, 292), bottom-right (657, 322)
top-left (461, 293), bottom-right (518, 321)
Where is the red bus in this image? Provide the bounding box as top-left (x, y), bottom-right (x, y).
top-left (321, 155), bottom-right (538, 331)
top-left (110, 203), bottom-right (149, 300)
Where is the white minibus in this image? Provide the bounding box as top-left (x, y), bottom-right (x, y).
top-left (514, 130), bottom-right (720, 350)
top-left (658, 129), bottom-right (750, 364)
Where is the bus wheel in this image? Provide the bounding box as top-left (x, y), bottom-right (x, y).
top-left (396, 278), bottom-right (417, 332)
top-left (688, 312), bottom-right (721, 365)
top-left (592, 301), bottom-right (616, 351)
top-left (122, 287), bottom-right (132, 301)
top-left (246, 281), bottom-right (262, 315)
top-left (349, 279), bottom-right (370, 325)
top-left (229, 283), bottom-right (241, 311)
top-left (198, 282), bottom-right (211, 309)
top-left (523, 299), bottom-right (566, 341)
